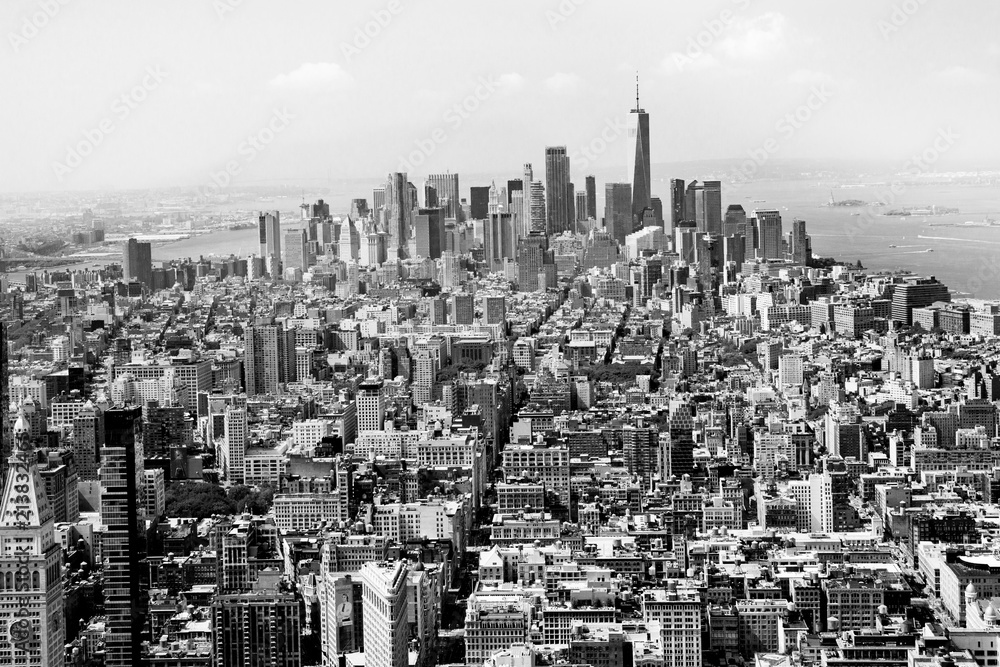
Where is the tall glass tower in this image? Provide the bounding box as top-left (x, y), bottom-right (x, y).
top-left (628, 75), bottom-right (651, 224)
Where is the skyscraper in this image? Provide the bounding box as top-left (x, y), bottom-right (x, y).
top-left (517, 233), bottom-right (554, 292)
top-left (452, 294), bottom-right (475, 325)
top-left (544, 146), bottom-right (571, 235)
top-left (585, 175), bottom-right (597, 221)
top-left (0, 419), bottom-right (65, 667)
top-left (690, 181), bottom-right (721, 234)
top-left (575, 191), bottom-right (588, 223)
top-left (604, 182), bottom-right (633, 245)
top-left (423, 184), bottom-right (438, 208)
top-left (701, 180), bottom-right (722, 234)
top-left (790, 218), bottom-right (811, 266)
top-left (244, 324), bottom-right (295, 396)
top-left (284, 228), bottom-right (309, 273)
top-left (221, 406), bottom-right (247, 483)
top-left (372, 186), bottom-right (386, 217)
top-left (102, 406), bottom-right (145, 667)
top-left (506, 178), bottom-right (523, 205)
top-left (628, 77), bottom-right (651, 223)
top-left (72, 402), bottom-right (104, 481)
top-left (529, 181), bottom-right (546, 233)
top-left (753, 209), bottom-right (783, 260)
top-left (360, 561), bottom-right (409, 667)
top-left (427, 173), bottom-right (460, 219)
top-left (522, 164), bottom-right (536, 233)
top-left (669, 178), bottom-right (685, 230)
top-left (122, 237), bottom-right (153, 287)
top-left (413, 207), bottom-right (444, 259)
top-left (356, 379), bottom-right (386, 433)
top-left (212, 571), bottom-right (302, 667)
top-left (483, 212), bottom-right (514, 272)
top-left (891, 276), bottom-right (951, 325)
top-left (384, 172), bottom-right (410, 258)
top-left (724, 204), bottom-right (747, 238)
top-left (257, 211), bottom-right (282, 271)
top-left (469, 186), bottom-right (490, 220)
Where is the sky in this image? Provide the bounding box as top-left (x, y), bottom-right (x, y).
top-left (3, 0), bottom-right (999, 193)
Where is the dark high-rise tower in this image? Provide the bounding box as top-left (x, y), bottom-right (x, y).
top-left (544, 146), bottom-right (571, 235)
top-left (585, 175), bottom-right (597, 220)
top-left (753, 209), bottom-right (783, 260)
top-left (628, 75), bottom-right (651, 224)
top-left (605, 182), bottom-right (633, 245)
top-left (122, 237), bottom-right (152, 287)
top-left (670, 179), bottom-right (685, 230)
top-left (102, 406), bottom-right (145, 667)
top-left (470, 186), bottom-right (490, 220)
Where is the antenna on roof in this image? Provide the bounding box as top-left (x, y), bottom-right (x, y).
top-left (636, 71), bottom-right (640, 110)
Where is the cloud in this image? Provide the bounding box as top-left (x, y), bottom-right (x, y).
top-left (717, 12), bottom-right (787, 60)
top-left (545, 72), bottom-right (583, 94)
top-left (497, 72), bottom-right (524, 94)
top-left (269, 62), bottom-right (353, 90)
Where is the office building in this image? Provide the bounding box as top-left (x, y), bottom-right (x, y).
top-left (257, 211), bottom-right (281, 271)
top-left (483, 212), bottom-right (514, 272)
top-left (385, 172), bottom-right (410, 258)
top-left (642, 585), bottom-right (702, 667)
top-left (585, 175), bottom-right (597, 220)
top-left (628, 80), bottom-right (651, 222)
top-left (469, 186), bottom-right (490, 220)
top-left (221, 407), bottom-right (247, 483)
top-left (244, 324), bottom-right (296, 396)
top-left (212, 570), bottom-right (302, 667)
top-left (575, 190), bottom-right (588, 223)
top-left (544, 146), bottom-right (571, 235)
top-left (452, 294), bottom-right (475, 325)
top-left (891, 276), bottom-right (951, 325)
top-left (670, 178), bottom-right (686, 229)
top-left (284, 228), bottom-right (309, 273)
top-left (427, 173), bottom-right (459, 219)
top-left (605, 182), bottom-right (633, 245)
top-left (357, 379), bottom-right (386, 433)
top-left (790, 218), bottom-right (811, 266)
top-left (482, 295), bottom-right (506, 325)
top-left (0, 421), bottom-right (65, 667)
top-left (102, 406), bottom-right (145, 667)
top-left (753, 209), bottom-right (783, 260)
top-left (360, 561), bottom-right (410, 667)
top-left (413, 207), bottom-right (444, 260)
top-left (122, 237), bottom-right (153, 287)
top-left (529, 180), bottom-right (546, 233)
top-left (517, 233), bottom-right (554, 292)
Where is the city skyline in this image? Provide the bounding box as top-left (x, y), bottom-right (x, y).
top-left (3, 0), bottom-right (999, 192)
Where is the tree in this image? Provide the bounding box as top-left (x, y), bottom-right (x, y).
top-left (229, 483), bottom-right (276, 514)
top-left (165, 482), bottom-right (235, 519)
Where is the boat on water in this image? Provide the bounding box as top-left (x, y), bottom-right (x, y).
top-left (889, 244), bottom-right (897, 248)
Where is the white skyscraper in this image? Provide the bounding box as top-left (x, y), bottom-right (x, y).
top-left (356, 379), bottom-right (385, 433)
top-left (809, 473), bottom-right (833, 533)
top-left (360, 561), bottom-right (409, 667)
top-left (222, 407), bottom-right (247, 483)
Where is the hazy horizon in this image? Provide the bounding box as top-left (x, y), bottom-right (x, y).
top-left (5, 0), bottom-right (1000, 193)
